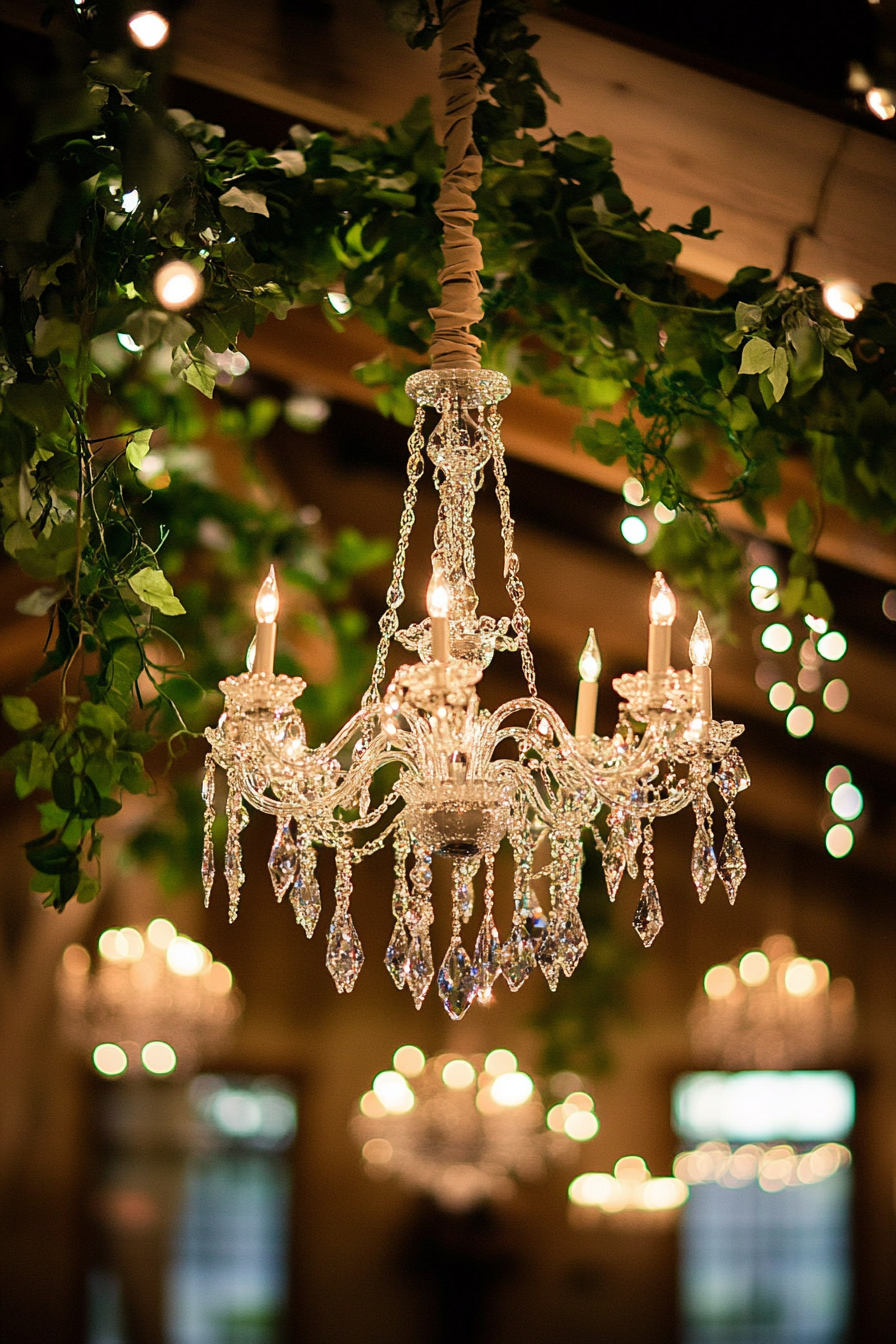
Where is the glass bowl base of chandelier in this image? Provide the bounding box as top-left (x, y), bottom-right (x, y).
top-left (401, 780), bottom-right (512, 858)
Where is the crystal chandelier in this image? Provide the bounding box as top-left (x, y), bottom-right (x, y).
top-left (351, 1045), bottom-right (597, 1210)
top-left (568, 1156), bottom-right (689, 1226)
top-left (689, 934), bottom-right (855, 1070)
top-left (58, 919), bottom-right (240, 1077)
top-left (201, 0), bottom-right (749, 1017)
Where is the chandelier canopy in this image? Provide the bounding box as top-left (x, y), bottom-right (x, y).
top-left (201, 0), bottom-right (749, 1018)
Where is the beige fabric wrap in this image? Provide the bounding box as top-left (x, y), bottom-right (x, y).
top-left (429, 0), bottom-right (484, 369)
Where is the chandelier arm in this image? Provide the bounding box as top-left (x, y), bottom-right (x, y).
top-left (429, 0), bottom-right (485, 370)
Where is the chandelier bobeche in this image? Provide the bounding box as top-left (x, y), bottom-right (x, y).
top-left (200, 0), bottom-right (749, 1019)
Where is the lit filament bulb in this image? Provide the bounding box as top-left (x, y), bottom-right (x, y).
top-left (574, 628), bottom-right (602, 740)
top-left (153, 260), bottom-right (204, 312)
top-left (427, 569), bottom-right (451, 662)
top-left (689, 610), bottom-right (713, 720)
top-left (128, 10), bottom-right (170, 48)
top-left (647, 572), bottom-right (677, 674)
top-left (822, 280), bottom-right (864, 321)
top-left (252, 566), bottom-right (279, 674)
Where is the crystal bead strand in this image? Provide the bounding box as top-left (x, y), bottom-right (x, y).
top-left (689, 760), bottom-right (717, 903)
top-left (633, 820), bottom-right (663, 946)
top-left (291, 836), bottom-right (321, 936)
top-left (267, 817), bottom-right (298, 901)
top-left (405, 845), bottom-right (435, 1009)
top-left (437, 857), bottom-right (478, 1019)
top-left (602, 807), bottom-right (626, 900)
top-left (385, 827), bottom-right (412, 989)
top-left (473, 853), bottom-right (500, 1002)
top-left (489, 415), bottom-right (537, 697)
top-left (715, 750), bottom-right (749, 904)
top-left (501, 831), bottom-right (537, 990)
top-left (223, 779), bottom-right (247, 923)
top-left (201, 755), bottom-right (216, 908)
top-left (325, 843), bottom-right (364, 992)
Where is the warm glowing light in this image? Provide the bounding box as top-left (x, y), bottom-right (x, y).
top-left (786, 705), bottom-right (814, 738)
top-left (751, 587), bottom-right (779, 611)
top-left (884, 590), bottom-right (896, 621)
top-left (255, 566), bottom-right (280, 624)
top-left (128, 10), bottom-right (170, 48)
top-left (768, 681), bottom-right (795, 712)
top-left (578, 628), bottom-right (601, 682)
top-left (327, 290), bottom-right (352, 314)
top-left (63, 943), bottom-right (91, 976)
top-left (830, 782), bottom-right (863, 821)
top-left (784, 958), bottom-right (817, 997)
top-left (491, 1071), bottom-right (534, 1108)
top-left (147, 918), bottom-right (176, 949)
top-left (98, 929), bottom-right (122, 961)
top-left (393, 1045), bottom-right (426, 1077)
top-left (817, 631), bottom-right (847, 662)
top-left (360, 1090), bottom-right (387, 1119)
top-left (568, 1172), bottom-right (617, 1207)
top-left (166, 936), bottom-right (207, 977)
top-left (154, 260), bottom-right (203, 311)
top-left (622, 477), bottom-right (645, 505)
top-left (704, 964), bottom-right (737, 999)
top-left (648, 572), bottom-right (677, 626)
top-left (93, 1043), bottom-right (128, 1076)
top-left (822, 279), bottom-right (865, 320)
top-left (98, 927), bottom-right (144, 962)
top-left (825, 823), bottom-right (854, 858)
top-left (615, 1155), bottom-right (649, 1184)
top-left (484, 1049), bottom-right (517, 1077)
top-left (739, 951), bottom-right (770, 986)
top-left (362, 1138), bottom-right (393, 1164)
top-left (620, 515), bottom-right (648, 545)
top-left (761, 623), bottom-right (792, 653)
top-left (426, 570), bottom-right (451, 619)
top-left (564, 1110), bottom-right (599, 1141)
top-left (654, 502), bottom-right (676, 524)
top-left (688, 611), bottom-right (712, 666)
top-left (442, 1059), bottom-right (476, 1090)
top-left (822, 679), bottom-right (849, 712)
top-left (750, 565), bottom-right (778, 591)
top-left (805, 614), bottom-right (828, 634)
top-left (565, 1091), bottom-right (595, 1113)
top-left (643, 1176), bottom-right (689, 1210)
top-left (825, 765), bottom-right (851, 793)
top-left (866, 87), bottom-right (896, 120)
top-left (142, 1040), bottom-right (177, 1074)
top-left (205, 962), bottom-right (233, 995)
top-left (546, 1105), bottom-right (566, 1132)
top-left (121, 189), bottom-right (140, 214)
top-left (372, 1071), bottom-right (415, 1114)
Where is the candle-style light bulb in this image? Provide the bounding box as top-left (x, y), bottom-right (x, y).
top-left (647, 571), bottom-right (677, 674)
top-left (252, 566), bottom-right (279, 674)
top-left (689, 611), bottom-right (712, 666)
top-left (426, 569), bottom-right (451, 662)
top-left (575, 628), bottom-right (602, 740)
top-left (689, 610), bottom-right (713, 719)
top-left (578, 628), bottom-right (602, 683)
top-left (648, 572), bottom-right (677, 627)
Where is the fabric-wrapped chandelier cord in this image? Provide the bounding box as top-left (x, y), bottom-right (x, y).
top-left (429, 0), bottom-right (485, 369)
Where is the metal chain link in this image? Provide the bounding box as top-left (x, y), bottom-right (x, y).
top-left (488, 409), bottom-right (538, 696)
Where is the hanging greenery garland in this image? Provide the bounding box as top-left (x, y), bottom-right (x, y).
top-left (0, 0), bottom-right (893, 911)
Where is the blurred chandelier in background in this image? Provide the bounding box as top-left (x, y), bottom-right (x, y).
top-left (201, 0), bottom-right (750, 1018)
top-left (674, 1139), bottom-right (851, 1194)
top-left (58, 919), bottom-right (240, 1078)
top-left (690, 934), bottom-right (855, 1069)
top-left (351, 1046), bottom-right (598, 1210)
top-left (568, 1156), bottom-right (689, 1226)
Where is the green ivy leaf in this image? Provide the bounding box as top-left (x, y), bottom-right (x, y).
top-left (768, 344), bottom-right (789, 402)
top-left (126, 428), bottom-right (154, 468)
top-left (2, 696), bottom-right (41, 731)
top-left (786, 498), bottom-right (815, 553)
top-left (219, 185), bottom-right (270, 216)
top-left (127, 567), bottom-right (186, 616)
top-left (739, 337), bottom-right (775, 375)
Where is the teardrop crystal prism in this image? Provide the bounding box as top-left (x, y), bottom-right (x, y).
top-left (405, 931), bottom-right (434, 1010)
top-left (602, 827), bottom-right (625, 901)
top-left (557, 909), bottom-right (588, 977)
top-left (501, 924), bottom-right (536, 991)
top-left (290, 873), bottom-right (321, 937)
top-left (325, 906), bottom-right (364, 993)
top-left (691, 825), bottom-right (717, 903)
top-left (385, 920), bottom-right (409, 989)
top-left (268, 819), bottom-right (298, 901)
top-left (719, 827), bottom-right (746, 904)
top-left (716, 749), bottom-right (750, 802)
top-left (633, 879), bottom-right (663, 947)
top-left (437, 939), bottom-right (478, 1020)
top-left (473, 913), bottom-right (500, 996)
top-left (536, 927), bottom-right (562, 992)
top-left (202, 832), bottom-right (214, 908)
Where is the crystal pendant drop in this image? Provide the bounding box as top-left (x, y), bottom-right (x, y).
top-left (473, 913), bottom-right (500, 998)
top-left (536, 924), bottom-right (562, 992)
top-left (500, 923), bottom-right (535, 991)
top-left (717, 749), bottom-right (750, 802)
top-left (557, 909), bottom-right (588, 977)
top-left (385, 920), bottom-right (409, 989)
top-left (326, 906), bottom-right (364, 993)
top-left (633, 879), bottom-right (663, 947)
top-left (718, 826), bottom-right (746, 904)
top-left (202, 832), bottom-right (214, 908)
top-left (437, 938), bottom-right (478, 1020)
top-left (268, 819), bottom-right (298, 901)
top-left (691, 825), bottom-right (717, 903)
top-left (405, 930), bottom-right (434, 1009)
top-left (290, 871), bottom-right (321, 937)
top-left (602, 826), bottom-right (625, 901)
top-left (624, 816), bottom-right (641, 879)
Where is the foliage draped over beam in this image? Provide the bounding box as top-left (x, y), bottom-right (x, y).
top-left (0, 0), bottom-right (894, 912)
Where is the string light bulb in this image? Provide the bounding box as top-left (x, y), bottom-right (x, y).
top-left (252, 566), bottom-right (279, 674)
top-left (255, 566), bottom-right (280, 624)
top-left (822, 280), bottom-right (865, 321)
top-left (128, 10), bottom-right (170, 48)
top-left (426, 569), bottom-right (451, 661)
top-left (154, 260), bottom-right (204, 312)
top-left (866, 87), bottom-right (895, 121)
top-left (688, 611), bottom-right (712, 667)
top-left (578, 629), bottom-right (601, 683)
top-left (648, 572), bottom-right (677, 626)
top-left (574, 628), bottom-right (602, 739)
